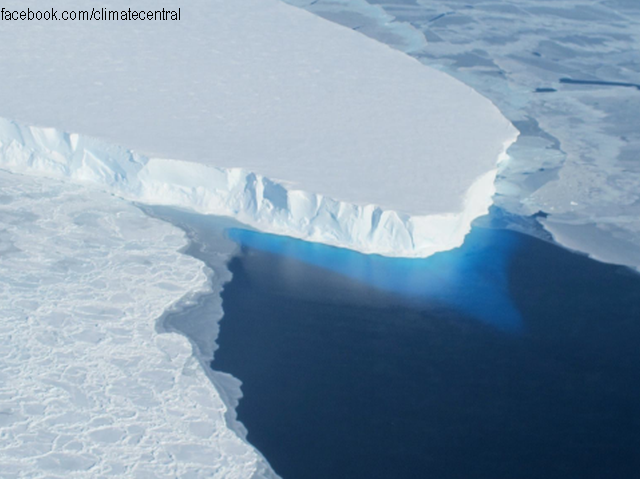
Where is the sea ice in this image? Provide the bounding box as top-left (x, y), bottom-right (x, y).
top-left (0, 171), bottom-right (276, 478)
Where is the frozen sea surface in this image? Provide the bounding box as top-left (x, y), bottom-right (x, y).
top-left (287, 0), bottom-right (640, 269)
top-left (0, 172), bottom-right (276, 478)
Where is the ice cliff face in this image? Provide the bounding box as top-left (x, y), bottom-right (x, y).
top-left (0, 118), bottom-right (515, 257)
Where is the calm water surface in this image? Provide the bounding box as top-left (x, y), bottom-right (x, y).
top-left (213, 226), bottom-right (640, 479)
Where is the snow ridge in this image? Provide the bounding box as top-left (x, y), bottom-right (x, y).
top-left (0, 118), bottom-right (516, 258)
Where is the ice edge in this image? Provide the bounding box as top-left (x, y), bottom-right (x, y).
top-left (0, 117), bottom-right (518, 258)
top-left (155, 261), bottom-right (279, 479)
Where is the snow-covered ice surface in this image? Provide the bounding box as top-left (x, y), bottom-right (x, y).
top-left (0, 170), bottom-right (276, 478)
top-left (0, 0), bottom-right (517, 257)
top-left (286, 0), bottom-right (640, 269)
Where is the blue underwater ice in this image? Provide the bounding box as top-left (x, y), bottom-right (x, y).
top-left (227, 225), bottom-right (523, 332)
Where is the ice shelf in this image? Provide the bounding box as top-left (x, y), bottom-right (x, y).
top-left (0, 0), bottom-right (517, 257)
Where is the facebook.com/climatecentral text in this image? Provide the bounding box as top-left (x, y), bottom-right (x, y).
top-left (1, 7), bottom-right (181, 21)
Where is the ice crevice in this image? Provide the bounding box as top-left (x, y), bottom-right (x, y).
top-left (0, 117), bottom-right (516, 258)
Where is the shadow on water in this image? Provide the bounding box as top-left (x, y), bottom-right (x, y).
top-left (227, 226), bottom-right (523, 332)
top-left (560, 77), bottom-right (640, 91)
top-left (215, 223), bottom-right (640, 479)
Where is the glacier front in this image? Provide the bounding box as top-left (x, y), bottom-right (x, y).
top-left (0, 0), bottom-right (517, 257)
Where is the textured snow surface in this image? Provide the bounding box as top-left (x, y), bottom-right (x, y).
top-left (0, 171), bottom-right (276, 478)
top-left (0, 0), bottom-right (516, 257)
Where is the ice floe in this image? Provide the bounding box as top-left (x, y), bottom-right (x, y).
top-left (0, 171), bottom-right (276, 478)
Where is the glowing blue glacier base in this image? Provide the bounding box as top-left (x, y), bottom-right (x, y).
top-left (227, 223), bottom-right (523, 332)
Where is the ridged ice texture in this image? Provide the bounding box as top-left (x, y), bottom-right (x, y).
top-left (0, 171), bottom-right (277, 478)
top-left (0, 118), bottom-right (512, 258)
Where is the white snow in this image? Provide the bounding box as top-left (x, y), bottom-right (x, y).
top-left (283, 0), bottom-right (428, 53)
top-left (0, 0), bottom-right (517, 257)
top-left (0, 170), bottom-right (276, 478)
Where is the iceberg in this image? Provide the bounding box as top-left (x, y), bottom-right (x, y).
top-left (0, 0), bottom-right (517, 257)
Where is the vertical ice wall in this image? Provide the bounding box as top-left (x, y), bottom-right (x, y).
top-left (0, 118), bottom-right (514, 257)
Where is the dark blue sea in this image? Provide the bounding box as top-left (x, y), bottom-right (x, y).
top-left (212, 225), bottom-right (640, 479)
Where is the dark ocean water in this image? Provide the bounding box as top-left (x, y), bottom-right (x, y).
top-left (213, 226), bottom-right (640, 479)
